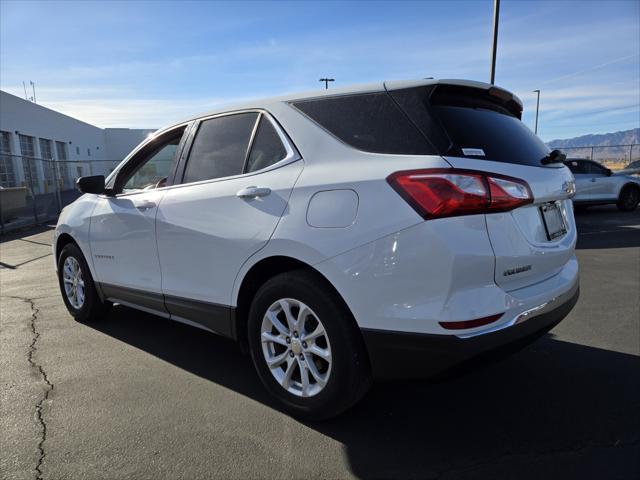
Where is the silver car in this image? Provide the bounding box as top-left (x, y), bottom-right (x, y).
top-left (564, 158), bottom-right (640, 211)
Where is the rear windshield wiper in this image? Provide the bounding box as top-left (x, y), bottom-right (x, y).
top-left (540, 149), bottom-right (566, 165)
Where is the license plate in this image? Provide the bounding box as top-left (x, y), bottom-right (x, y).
top-left (540, 202), bottom-right (567, 240)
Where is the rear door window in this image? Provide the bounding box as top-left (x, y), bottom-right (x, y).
top-left (565, 160), bottom-right (587, 174)
top-left (584, 161), bottom-right (608, 175)
top-left (292, 93), bottom-right (435, 155)
top-left (183, 112), bottom-right (259, 183)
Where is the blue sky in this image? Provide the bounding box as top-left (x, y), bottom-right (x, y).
top-left (1, 0), bottom-right (638, 141)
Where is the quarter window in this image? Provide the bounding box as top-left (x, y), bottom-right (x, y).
top-left (293, 93), bottom-right (434, 155)
top-left (245, 116), bottom-right (287, 173)
top-left (183, 113), bottom-right (259, 183)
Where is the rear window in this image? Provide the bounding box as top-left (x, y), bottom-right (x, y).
top-left (292, 93), bottom-right (436, 155)
top-left (390, 86), bottom-right (550, 167)
top-left (432, 105), bottom-right (550, 166)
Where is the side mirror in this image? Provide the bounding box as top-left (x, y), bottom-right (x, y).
top-left (76, 175), bottom-right (106, 195)
top-left (605, 169), bottom-right (613, 176)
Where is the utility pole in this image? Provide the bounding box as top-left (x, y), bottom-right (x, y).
top-left (490, 0), bottom-right (500, 84)
top-left (319, 78), bottom-right (335, 89)
top-left (533, 89), bottom-right (541, 134)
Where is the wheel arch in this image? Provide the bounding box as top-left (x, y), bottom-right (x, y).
top-left (55, 232), bottom-right (78, 263)
top-left (619, 181), bottom-right (640, 197)
top-left (233, 255), bottom-right (360, 352)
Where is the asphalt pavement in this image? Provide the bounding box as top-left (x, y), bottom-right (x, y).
top-left (1, 205), bottom-right (639, 480)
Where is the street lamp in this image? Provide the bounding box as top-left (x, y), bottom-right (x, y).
top-left (533, 89), bottom-right (541, 135)
top-left (319, 78), bottom-right (335, 89)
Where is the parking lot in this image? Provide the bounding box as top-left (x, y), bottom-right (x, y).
top-left (1, 206), bottom-right (638, 480)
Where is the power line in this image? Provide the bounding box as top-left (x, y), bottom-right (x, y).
top-left (540, 53), bottom-right (640, 86)
top-left (542, 104), bottom-right (640, 121)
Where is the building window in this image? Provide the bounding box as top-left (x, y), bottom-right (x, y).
top-left (19, 134), bottom-right (35, 157)
top-left (0, 130), bottom-right (16, 188)
top-left (39, 138), bottom-right (53, 159)
top-left (19, 134), bottom-right (39, 190)
top-left (76, 146), bottom-right (80, 155)
top-left (39, 138), bottom-right (55, 186)
top-left (87, 148), bottom-right (91, 156)
top-left (55, 141), bottom-right (68, 160)
top-left (55, 141), bottom-right (70, 188)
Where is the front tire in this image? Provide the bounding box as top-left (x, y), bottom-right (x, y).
top-left (57, 243), bottom-right (110, 322)
top-left (617, 186), bottom-right (639, 211)
top-left (247, 271), bottom-right (371, 420)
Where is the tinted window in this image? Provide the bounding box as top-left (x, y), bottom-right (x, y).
top-left (245, 117), bottom-right (287, 173)
top-left (584, 161), bottom-right (608, 174)
top-left (565, 161), bottom-right (587, 174)
top-left (293, 93), bottom-right (435, 155)
top-left (184, 113), bottom-right (258, 183)
top-left (431, 105), bottom-right (549, 166)
top-left (390, 86), bottom-right (549, 167)
top-left (123, 140), bottom-right (179, 192)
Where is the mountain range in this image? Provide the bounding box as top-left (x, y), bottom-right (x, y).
top-left (546, 128), bottom-right (639, 148)
top-left (546, 128), bottom-right (639, 163)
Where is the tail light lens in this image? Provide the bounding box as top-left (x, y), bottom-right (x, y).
top-left (387, 169), bottom-right (533, 219)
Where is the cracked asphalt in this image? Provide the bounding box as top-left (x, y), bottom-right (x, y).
top-left (1, 205), bottom-right (639, 480)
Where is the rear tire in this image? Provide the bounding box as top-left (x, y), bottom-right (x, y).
top-left (617, 186), bottom-right (639, 212)
top-left (247, 270), bottom-right (371, 420)
top-left (57, 243), bottom-right (111, 322)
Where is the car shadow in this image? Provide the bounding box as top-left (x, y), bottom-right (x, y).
top-left (89, 305), bottom-right (640, 479)
top-left (575, 205), bottom-right (640, 249)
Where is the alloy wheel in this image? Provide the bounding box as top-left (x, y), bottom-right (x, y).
top-left (62, 256), bottom-right (85, 309)
top-left (260, 298), bottom-right (332, 397)
top-left (623, 189), bottom-right (638, 209)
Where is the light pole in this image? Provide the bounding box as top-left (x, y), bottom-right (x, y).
top-left (319, 78), bottom-right (335, 89)
top-left (533, 89), bottom-right (541, 135)
top-left (490, 0), bottom-right (500, 84)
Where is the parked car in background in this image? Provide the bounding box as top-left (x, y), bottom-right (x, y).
top-left (564, 158), bottom-right (640, 211)
top-left (54, 79), bottom-right (579, 419)
top-left (622, 159), bottom-right (640, 172)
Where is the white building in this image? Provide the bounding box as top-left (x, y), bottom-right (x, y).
top-left (0, 90), bottom-right (155, 193)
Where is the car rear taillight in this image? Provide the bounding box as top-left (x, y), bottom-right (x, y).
top-left (387, 169), bottom-right (533, 220)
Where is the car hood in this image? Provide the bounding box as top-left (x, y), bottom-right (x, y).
top-left (613, 167), bottom-right (640, 177)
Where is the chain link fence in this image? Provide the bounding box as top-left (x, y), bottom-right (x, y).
top-left (0, 155), bottom-right (121, 234)
top-left (1, 144), bottom-right (638, 234)
top-left (554, 144), bottom-right (639, 170)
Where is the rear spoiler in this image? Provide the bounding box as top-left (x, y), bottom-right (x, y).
top-left (385, 79), bottom-right (523, 119)
top-left (430, 83), bottom-right (523, 119)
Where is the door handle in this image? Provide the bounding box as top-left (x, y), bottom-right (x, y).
top-left (590, 178), bottom-right (597, 182)
top-left (134, 200), bottom-right (156, 210)
top-left (237, 186), bottom-right (271, 199)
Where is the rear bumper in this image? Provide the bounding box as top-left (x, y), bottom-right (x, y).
top-left (361, 280), bottom-right (579, 379)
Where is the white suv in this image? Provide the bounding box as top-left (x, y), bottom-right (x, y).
top-left (564, 158), bottom-right (640, 211)
top-left (54, 79), bottom-right (579, 419)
